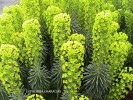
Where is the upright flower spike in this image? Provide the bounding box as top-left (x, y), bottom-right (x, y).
top-left (78, 0), bottom-right (87, 29)
top-left (10, 32), bottom-right (24, 62)
top-left (92, 10), bottom-right (132, 100)
top-left (22, 19), bottom-right (43, 66)
top-left (84, 0), bottom-right (105, 34)
top-left (0, 13), bottom-right (15, 45)
top-left (124, 10), bottom-right (133, 43)
top-left (0, 44), bottom-right (22, 95)
top-left (0, 6), bottom-right (24, 58)
top-left (40, 0), bottom-right (54, 12)
top-left (52, 13), bottom-right (71, 57)
top-left (60, 41), bottom-right (85, 99)
top-left (92, 10), bottom-right (116, 66)
top-left (109, 32), bottom-right (131, 76)
top-left (44, 5), bottom-right (62, 36)
top-left (20, 0), bottom-right (40, 21)
top-left (83, 10), bottom-right (130, 100)
top-left (3, 4), bottom-right (23, 32)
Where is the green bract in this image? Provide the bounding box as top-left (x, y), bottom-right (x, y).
top-left (0, 44), bottom-right (22, 95)
top-left (60, 41), bottom-right (85, 99)
top-left (68, 33), bottom-right (85, 45)
top-left (79, 95), bottom-right (89, 100)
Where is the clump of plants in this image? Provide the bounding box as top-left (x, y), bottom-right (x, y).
top-left (0, 0), bottom-right (133, 100)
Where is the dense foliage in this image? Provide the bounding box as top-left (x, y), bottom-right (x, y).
top-left (0, 0), bottom-right (133, 100)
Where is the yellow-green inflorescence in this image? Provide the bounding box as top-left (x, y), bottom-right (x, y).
top-left (0, 13), bottom-right (15, 45)
top-left (109, 32), bottom-right (131, 75)
top-left (68, 33), bottom-right (85, 46)
top-left (0, 44), bottom-right (22, 95)
top-left (84, 0), bottom-right (105, 34)
top-left (20, 0), bottom-right (40, 21)
top-left (108, 33), bottom-right (132, 100)
top-left (26, 94), bottom-right (45, 100)
top-left (92, 10), bottom-right (132, 100)
top-left (108, 67), bottom-right (133, 100)
top-left (92, 10), bottom-right (116, 66)
top-left (71, 95), bottom-right (89, 100)
top-left (22, 19), bottom-right (43, 66)
top-left (52, 13), bottom-right (71, 57)
top-left (44, 5), bottom-right (62, 36)
top-left (60, 40), bottom-right (85, 99)
top-left (3, 4), bottom-right (23, 32)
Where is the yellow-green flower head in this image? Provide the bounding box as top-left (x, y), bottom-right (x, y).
top-left (26, 94), bottom-right (45, 100)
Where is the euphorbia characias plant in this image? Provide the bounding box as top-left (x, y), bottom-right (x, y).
top-left (52, 13), bottom-right (71, 57)
top-left (109, 32), bottom-right (131, 76)
top-left (108, 33), bottom-right (132, 100)
top-left (22, 19), bottom-right (43, 66)
top-left (0, 0), bottom-right (133, 100)
top-left (60, 41), bottom-right (85, 99)
top-left (0, 13), bottom-right (15, 45)
top-left (0, 44), bottom-right (22, 96)
top-left (84, 0), bottom-right (104, 34)
top-left (92, 10), bottom-right (115, 66)
top-left (108, 67), bottom-right (133, 100)
top-left (3, 4), bottom-right (23, 32)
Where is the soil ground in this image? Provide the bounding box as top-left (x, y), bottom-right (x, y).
top-left (121, 91), bottom-right (133, 100)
